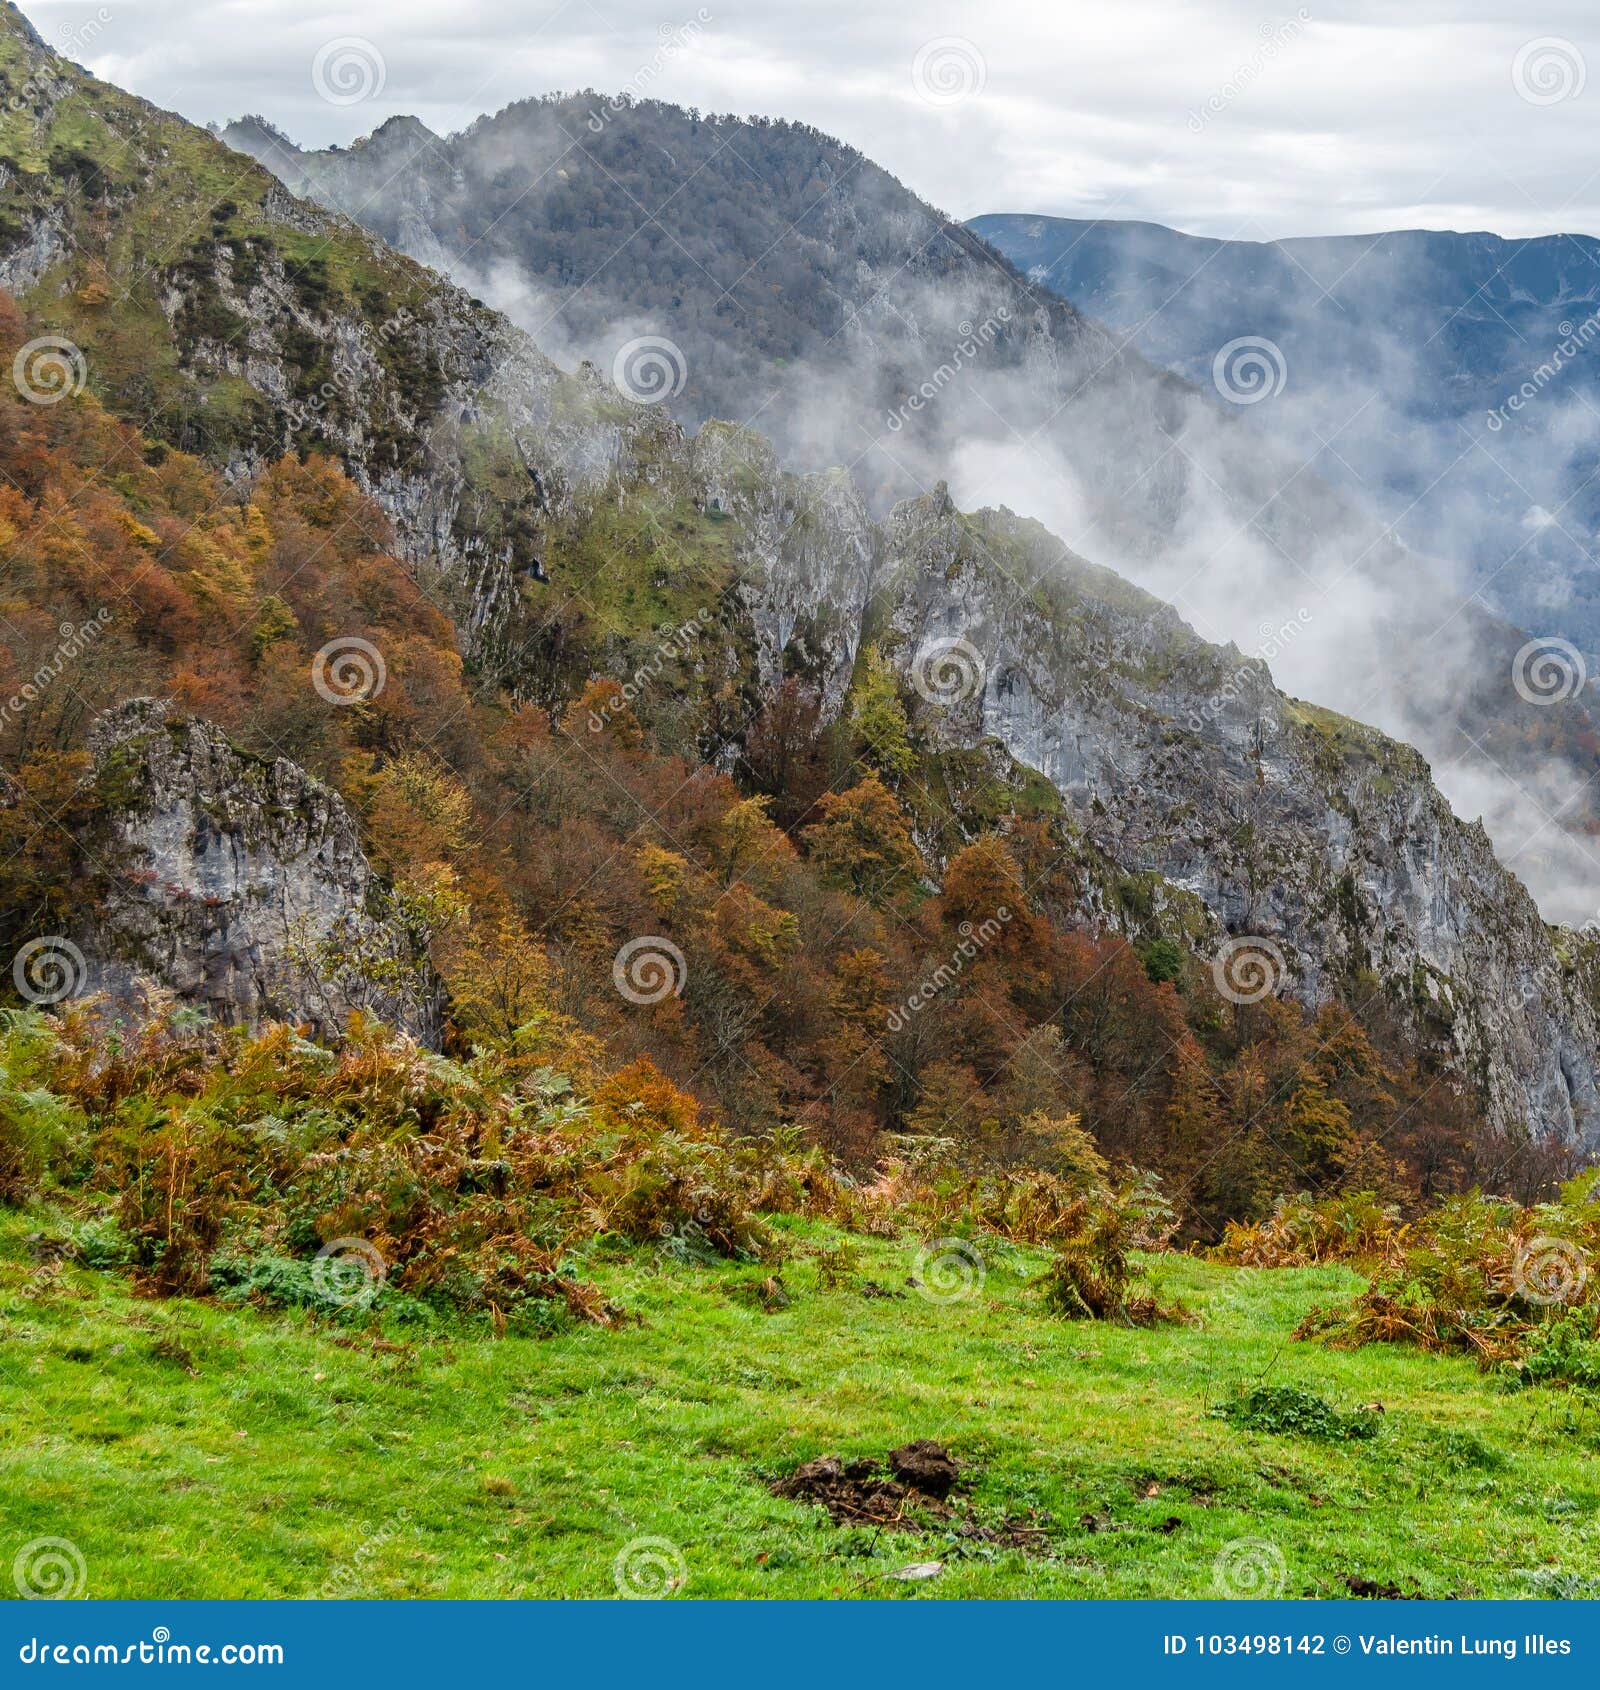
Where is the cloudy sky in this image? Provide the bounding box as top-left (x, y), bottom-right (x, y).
top-left (25, 0), bottom-right (1600, 239)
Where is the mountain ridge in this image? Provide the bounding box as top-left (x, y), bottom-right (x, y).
top-left (214, 95), bottom-right (1600, 924)
top-left (0, 2), bottom-right (1597, 1151)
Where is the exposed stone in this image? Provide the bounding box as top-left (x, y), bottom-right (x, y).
top-left (76, 700), bottom-right (441, 1044)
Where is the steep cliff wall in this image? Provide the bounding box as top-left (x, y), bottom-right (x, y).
top-left (78, 701), bottom-right (440, 1043)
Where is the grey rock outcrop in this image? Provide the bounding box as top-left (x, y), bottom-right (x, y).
top-left (76, 701), bottom-right (441, 1044)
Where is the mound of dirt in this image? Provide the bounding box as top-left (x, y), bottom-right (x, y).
top-left (769, 1443), bottom-right (1055, 1553)
top-left (771, 1453), bottom-right (941, 1527)
top-left (887, 1440), bottom-right (961, 1499)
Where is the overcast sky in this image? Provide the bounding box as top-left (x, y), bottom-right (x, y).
top-left (26, 0), bottom-right (1600, 239)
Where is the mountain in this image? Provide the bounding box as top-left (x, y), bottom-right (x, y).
top-left (969, 213), bottom-right (1600, 654)
top-left (214, 101), bottom-right (1600, 925)
top-left (0, 1), bottom-right (1597, 1172)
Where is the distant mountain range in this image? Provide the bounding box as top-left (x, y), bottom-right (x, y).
top-left (969, 213), bottom-right (1600, 651)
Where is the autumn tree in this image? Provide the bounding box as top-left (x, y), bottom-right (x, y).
top-left (801, 774), bottom-right (925, 904)
top-left (743, 678), bottom-right (831, 830)
top-left (845, 647), bottom-right (916, 783)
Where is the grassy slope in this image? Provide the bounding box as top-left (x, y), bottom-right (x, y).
top-left (2, 1212), bottom-right (1595, 1600)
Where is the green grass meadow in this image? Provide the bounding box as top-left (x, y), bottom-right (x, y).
top-left (2, 1212), bottom-right (1596, 1600)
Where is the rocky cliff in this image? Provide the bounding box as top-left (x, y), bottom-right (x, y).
top-left (869, 494), bottom-right (1600, 1144)
top-left (212, 87), bottom-right (1600, 897)
top-left (687, 454), bottom-right (1600, 1144)
top-left (78, 701), bottom-right (440, 1043)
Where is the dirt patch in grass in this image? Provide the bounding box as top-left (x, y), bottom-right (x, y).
top-left (770, 1441), bottom-right (1053, 1552)
top-left (1343, 1574), bottom-right (1430, 1599)
top-left (772, 1443), bottom-right (956, 1526)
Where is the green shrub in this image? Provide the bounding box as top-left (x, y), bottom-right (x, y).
top-left (64, 1215), bottom-right (136, 1270)
top-left (1137, 937), bottom-right (1184, 984)
top-left (1038, 1178), bottom-right (1185, 1325)
top-left (1516, 1310), bottom-right (1600, 1390)
top-left (1215, 1384), bottom-right (1382, 1442)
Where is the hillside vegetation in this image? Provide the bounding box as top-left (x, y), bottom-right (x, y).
top-left (0, 1), bottom-right (1596, 1597)
top-left (0, 298), bottom-right (1556, 1244)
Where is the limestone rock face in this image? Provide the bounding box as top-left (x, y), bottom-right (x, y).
top-left (693, 424), bottom-right (881, 715)
top-left (77, 701), bottom-right (440, 1044)
top-left (723, 481), bottom-right (1600, 1147)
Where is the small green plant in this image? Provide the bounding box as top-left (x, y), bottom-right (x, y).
top-left (1428, 1428), bottom-right (1504, 1472)
top-left (63, 1215), bottom-right (136, 1270)
top-left (814, 1238), bottom-right (862, 1290)
top-left (1214, 1384), bottom-right (1382, 1442)
top-left (1522, 1567), bottom-right (1600, 1599)
top-left (1515, 1309), bottom-right (1600, 1389)
top-left (1136, 937), bottom-right (1184, 984)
